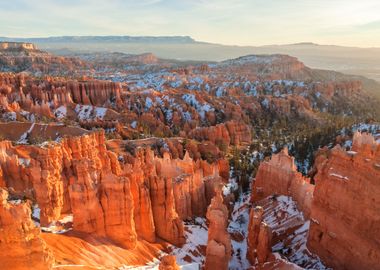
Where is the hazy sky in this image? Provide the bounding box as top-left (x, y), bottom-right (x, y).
top-left (1, 0), bottom-right (380, 47)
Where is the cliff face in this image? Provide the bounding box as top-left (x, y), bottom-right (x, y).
top-left (0, 73), bottom-right (122, 121)
top-left (307, 132), bottom-right (380, 270)
top-left (0, 188), bottom-right (54, 270)
top-left (0, 42), bottom-right (37, 50)
top-left (158, 255), bottom-right (180, 270)
top-left (252, 148), bottom-right (314, 217)
top-left (188, 120), bottom-right (251, 147)
top-left (0, 43), bottom-right (87, 75)
top-left (205, 188), bottom-right (231, 270)
top-left (0, 130), bottom-right (225, 263)
top-left (67, 135), bottom-right (138, 249)
top-left (220, 55), bottom-right (308, 80)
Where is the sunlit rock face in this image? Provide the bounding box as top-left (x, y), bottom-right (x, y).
top-left (247, 206), bottom-right (265, 264)
top-left (0, 42), bottom-right (37, 50)
top-left (0, 42), bottom-right (88, 75)
top-left (308, 132), bottom-right (380, 270)
top-left (0, 188), bottom-right (54, 270)
top-left (252, 148), bottom-right (314, 218)
top-left (158, 255), bottom-right (180, 270)
top-left (188, 120), bottom-right (251, 147)
top-left (205, 187), bottom-right (231, 270)
top-left (0, 129), bottom-right (227, 266)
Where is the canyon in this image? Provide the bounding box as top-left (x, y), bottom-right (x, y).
top-left (248, 131), bottom-right (380, 270)
top-left (0, 41), bottom-right (379, 269)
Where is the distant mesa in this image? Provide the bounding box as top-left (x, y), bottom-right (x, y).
top-left (0, 35), bottom-right (197, 44)
top-left (0, 42), bottom-right (37, 51)
top-left (289, 42), bottom-right (319, 46)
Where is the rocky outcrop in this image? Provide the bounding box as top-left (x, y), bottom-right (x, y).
top-left (68, 158), bottom-right (137, 248)
top-left (256, 223), bottom-right (272, 264)
top-left (0, 73), bottom-right (122, 119)
top-left (0, 42), bottom-right (37, 50)
top-left (247, 206), bottom-right (264, 264)
top-left (252, 148), bottom-right (314, 218)
top-left (205, 187), bottom-right (231, 270)
top-left (0, 129), bottom-right (227, 260)
top-left (188, 120), bottom-right (251, 146)
top-left (158, 255), bottom-right (180, 270)
top-left (221, 55), bottom-right (306, 78)
top-left (0, 188), bottom-right (54, 270)
top-left (307, 132), bottom-right (380, 270)
top-left (127, 149), bottom-right (156, 243)
top-left (0, 44), bottom-right (87, 75)
top-left (150, 175), bottom-right (185, 246)
top-left (246, 206), bottom-right (272, 265)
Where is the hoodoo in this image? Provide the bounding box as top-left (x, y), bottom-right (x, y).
top-left (205, 186), bottom-right (231, 270)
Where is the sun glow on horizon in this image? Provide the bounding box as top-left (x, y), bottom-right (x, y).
top-left (1, 0), bottom-right (380, 47)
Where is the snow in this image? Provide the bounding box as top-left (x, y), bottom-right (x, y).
top-left (54, 106), bottom-right (67, 119)
top-left (31, 204), bottom-right (41, 226)
top-left (182, 94), bottom-right (214, 120)
top-left (215, 86), bottom-right (225, 97)
top-left (8, 199), bottom-right (23, 205)
top-left (18, 158), bottom-right (31, 167)
top-left (145, 97), bottom-right (153, 110)
top-left (131, 121), bottom-right (138, 129)
top-left (94, 107), bottom-right (107, 119)
top-left (223, 178), bottom-right (238, 196)
top-left (32, 204), bottom-right (41, 220)
top-left (75, 104), bottom-right (93, 120)
top-left (2, 112), bottom-right (16, 121)
top-left (261, 98), bottom-right (269, 109)
top-left (260, 195), bottom-right (327, 269)
top-left (329, 173), bottom-right (349, 181)
top-left (182, 111), bottom-right (192, 122)
top-left (20, 110), bottom-right (35, 122)
top-left (17, 122), bottom-right (35, 144)
top-left (41, 214), bottom-right (73, 234)
top-left (75, 104), bottom-right (108, 120)
top-left (228, 192), bottom-right (251, 270)
top-left (170, 218), bottom-right (207, 268)
top-left (262, 196), bottom-right (304, 235)
top-left (170, 80), bottom-right (183, 88)
top-left (165, 109), bottom-right (173, 122)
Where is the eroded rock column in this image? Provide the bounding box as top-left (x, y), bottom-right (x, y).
top-left (205, 187), bottom-right (231, 270)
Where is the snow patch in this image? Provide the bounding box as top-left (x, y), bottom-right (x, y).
top-left (54, 106), bottom-right (67, 119)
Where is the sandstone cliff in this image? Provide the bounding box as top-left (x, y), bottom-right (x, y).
top-left (307, 132), bottom-right (380, 270)
top-left (0, 188), bottom-right (54, 270)
top-left (0, 129), bottom-right (226, 266)
top-left (188, 120), bottom-right (251, 147)
top-left (252, 148), bottom-right (314, 218)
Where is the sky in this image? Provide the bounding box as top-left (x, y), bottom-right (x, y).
top-left (1, 0), bottom-right (380, 47)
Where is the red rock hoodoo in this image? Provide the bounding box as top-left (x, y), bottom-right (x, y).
top-left (0, 129), bottom-right (227, 268)
top-left (252, 148), bottom-right (314, 217)
top-left (204, 186), bottom-right (231, 270)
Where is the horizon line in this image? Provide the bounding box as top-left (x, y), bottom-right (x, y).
top-left (1, 35), bottom-right (380, 50)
